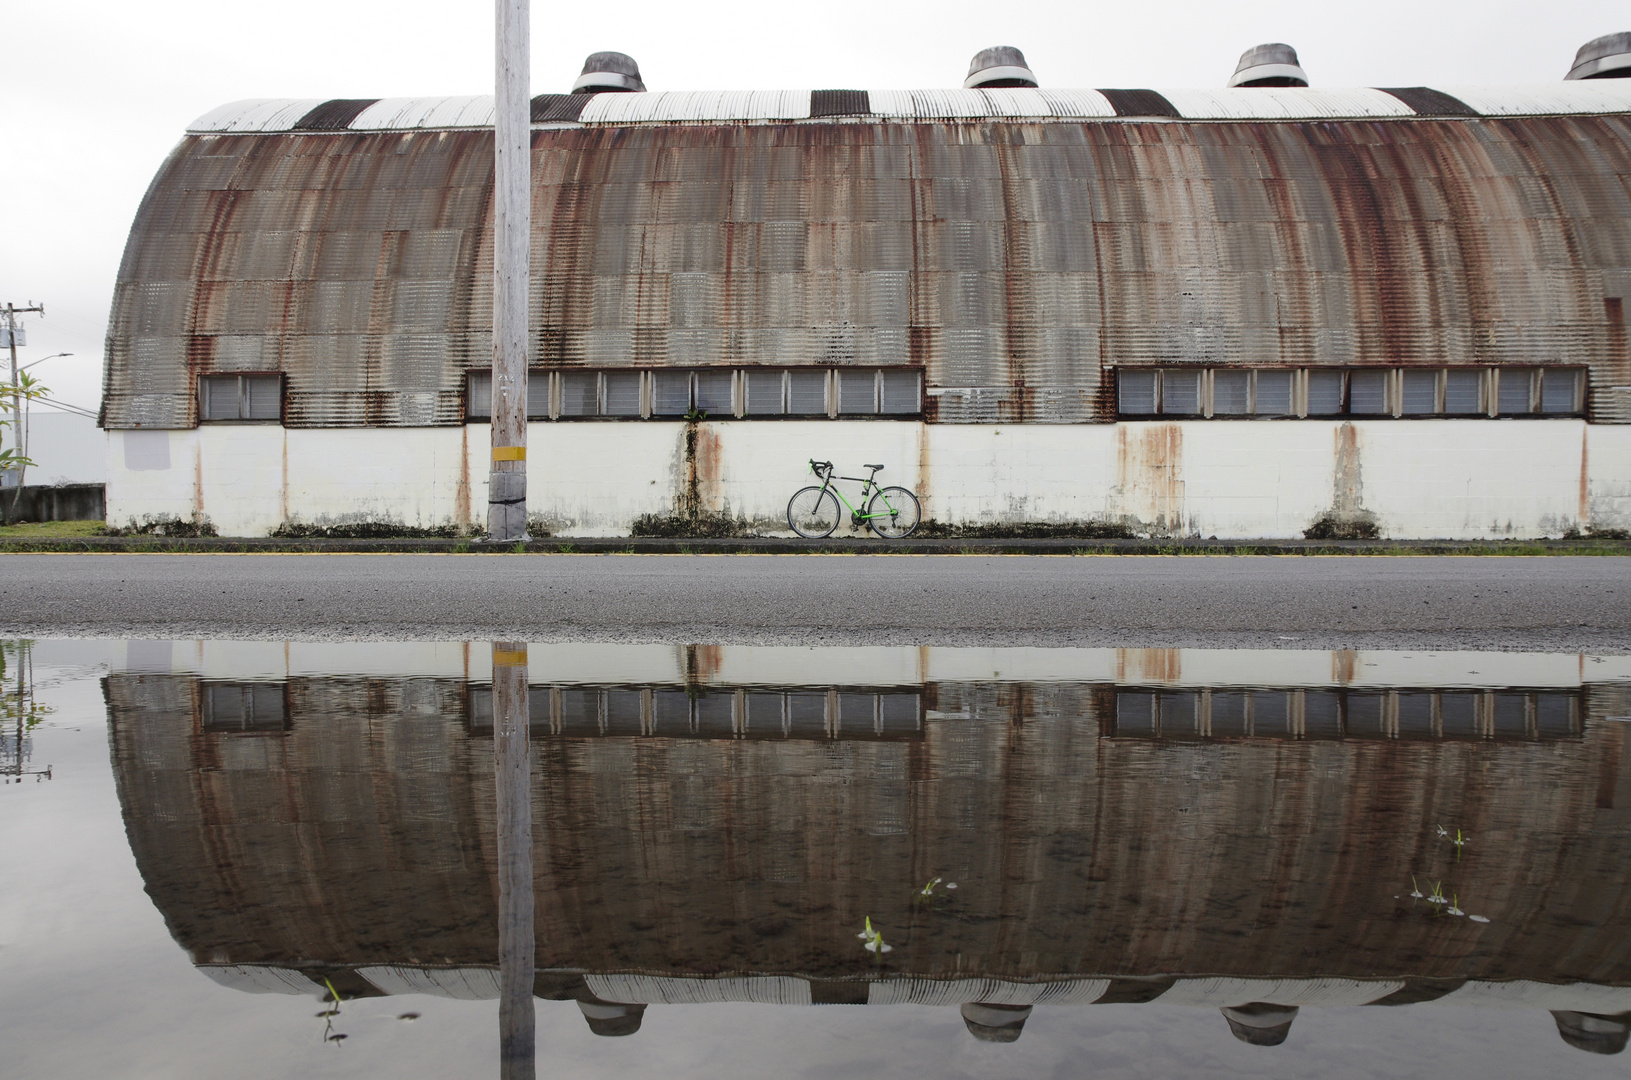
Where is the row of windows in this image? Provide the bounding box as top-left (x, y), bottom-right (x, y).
top-left (467, 685), bottom-right (924, 741)
top-left (1108, 687), bottom-right (1580, 741)
top-left (466, 368), bottom-right (923, 420)
top-left (199, 366), bottom-right (1588, 424)
top-left (1117, 367), bottom-right (1587, 418)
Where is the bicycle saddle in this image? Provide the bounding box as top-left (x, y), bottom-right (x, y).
top-left (864, 463), bottom-right (884, 471)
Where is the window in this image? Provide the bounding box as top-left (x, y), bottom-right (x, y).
top-left (199, 374), bottom-right (281, 421)
top-left (694, 370), bottom-right (734, 415)
top-left (1400, 370), bottom-right (1438, 415)
top-left (201, 683), bottom-right (287, 733)
top-left (1255, 370), bottom-right (1295, 416)
top-left (1115, 365), bottom-right (1584, 419)
top-left (1498, 368), bottom-right (1535, 414)
top-left (1445, 369), bottom-right (1483, 414)
top-left (652, 371), bottom-right (693, 416)
top-left (466, 370), bottom-right (550, 420)
top-left (742, 369), bottom-right (840, 416)
top-left (1349, 370), bottom-right (1390, 414)
top-left (604, 371), bottom-right (641, 415)
top-left (1212, 370), bottom-right (1250, 416)
top-left (1540, 368), bottom-right (1582, 414)
top-left (465, 683), bottom-right (921, 741)
top-left (1307, 371), bottom-right (1345, 415)
top-left (462, 367), bottom-right (922, 422)
top-left (790, 370), bottom-right (831, 415)
top-left (1117, 369), bottom-right (1202, 416)
top-left (1105, 685), bottom-right (1580, 741)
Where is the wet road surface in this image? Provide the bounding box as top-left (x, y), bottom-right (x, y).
top-left (1, 553), bottom-right (1626, 649)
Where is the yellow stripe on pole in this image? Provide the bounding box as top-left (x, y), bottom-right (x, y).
top-left (493, 649), bottom-right (528, 667)
top-left (492, 446), bottom-right (526, 462)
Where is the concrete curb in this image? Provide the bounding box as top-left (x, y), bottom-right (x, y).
top-left (3, 536), bottom-right (1630, 556)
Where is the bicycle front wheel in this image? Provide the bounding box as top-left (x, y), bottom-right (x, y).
top-left (866, 486), bottom-right (921, 538)
top-left (788, 486), bottom-right (841, 538)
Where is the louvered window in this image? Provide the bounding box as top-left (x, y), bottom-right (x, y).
top-left (199, 374), bottom-right (282, 421)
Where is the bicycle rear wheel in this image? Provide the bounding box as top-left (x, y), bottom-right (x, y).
top-left (866, 486), bottom-right (921, 538)
top-left (787, 487), bottom-right (841, 538)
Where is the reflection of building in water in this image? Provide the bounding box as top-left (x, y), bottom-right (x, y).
top-left (106, 643), bottom-right (1631, 1051)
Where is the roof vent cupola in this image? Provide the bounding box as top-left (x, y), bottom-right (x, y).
top-left (571, 51), bottom-right (646, 94)
top-left (964, 46), bottom-right (1038, 89)
top-left (1227, 43), bottom-right (1308, 87)
top-left (1566, 33), bottom-right (1631, 80)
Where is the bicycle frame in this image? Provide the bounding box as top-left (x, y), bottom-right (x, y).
top-left (810, 463), bottom-right (900, 523)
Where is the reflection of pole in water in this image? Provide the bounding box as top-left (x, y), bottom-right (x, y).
top-left (494, 641), bottom-right (534, 1079)
top-left (2, 640), bottom-right (53, 784)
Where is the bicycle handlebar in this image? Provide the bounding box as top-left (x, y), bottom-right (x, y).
top-left (809, 459), bottom-right (833, 476)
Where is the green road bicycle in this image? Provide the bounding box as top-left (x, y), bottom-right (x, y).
top-left (787, 460), bottom-right (922, 539)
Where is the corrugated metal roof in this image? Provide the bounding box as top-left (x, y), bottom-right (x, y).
top-left (1160, 86), bottom-right (1415, 120)
top-left (187, 86), bottom-right (1631, 133)
top-left (578, 90), bottom-right (811, 124)
top-left (349, 95), bottom-right (496, 130)
top-left (869, 88), bottom-right (1107, 118)
top-left (1439, 81), bottom-right (1631, 115)
top-left (187, 98), bottom-right (327, 133)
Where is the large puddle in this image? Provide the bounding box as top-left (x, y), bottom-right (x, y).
top-left (5, 639), bottom-right (1631, 1078)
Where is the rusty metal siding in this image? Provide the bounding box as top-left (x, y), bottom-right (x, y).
top-left (107, 113), bottom-right (1631, 427)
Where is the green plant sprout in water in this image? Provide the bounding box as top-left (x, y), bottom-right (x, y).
top-left (1404, 875), bottom-right (1489, 923)
top-left (316, 977), bottom-right (348, 1044)
top-left (1437, 824), bottom-right (1470, 859)
top-left (857, 916), bottom-right (892, 955)
top-left (917, 876), bottom-right (958, 901)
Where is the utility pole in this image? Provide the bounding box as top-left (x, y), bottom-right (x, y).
top-left (493, 642), bottom-right (534, 1079)
top-left (488, 0), bottom-right (531, 541)
top-left (3, 303), bottom-right (45, 492)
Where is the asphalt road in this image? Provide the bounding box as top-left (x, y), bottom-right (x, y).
top-left (1, 553), bottom-right (1627, 650)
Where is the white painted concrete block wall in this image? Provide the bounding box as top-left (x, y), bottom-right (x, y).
top-left (1355, 421), bottom-right (1587, 538)
top-left (1588, 426), bottom-right (1631, 529)
top-left (105, 418), bottom-right (1627, 539)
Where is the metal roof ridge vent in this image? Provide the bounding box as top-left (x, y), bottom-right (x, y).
top-left (1566, 32), bottom-right (1631, 80)
top-left (571, 51), bottom-right (646, 94)
top-left (1228, 43), bottom-right (1308, 87)
top-left (964, 46), bottom-right (1038, 89)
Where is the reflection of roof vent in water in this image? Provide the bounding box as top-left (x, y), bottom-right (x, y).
top-left (1565, 33), bottom-right (1631, 80)
top-left (1227, 43), bottom-right (1309, 87)
top-left (1220, 1003), bottom-right (1300, 1046)
top-left (1551, 1011), bottom-right (1631, 1055)
top-left (964, 46), bottom-right (1039, 89)
top-left (571, 51), bottom-right (646, 94)
top-left (577, 1000), bottom-right (647, 1036)
top-left (960, 1002), bottom-right (1033, 1042)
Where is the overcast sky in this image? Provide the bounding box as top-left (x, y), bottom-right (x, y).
top-left (1, 0), bottom-right (1627, 412)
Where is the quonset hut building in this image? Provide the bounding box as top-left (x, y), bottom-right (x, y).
top-left (104, 37), bottom-right (1631, 538)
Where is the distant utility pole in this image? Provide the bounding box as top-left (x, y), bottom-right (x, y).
top-left (488, 0), bottom-right (531, 541)
top-left (2, 302), bottom-right (45, 490)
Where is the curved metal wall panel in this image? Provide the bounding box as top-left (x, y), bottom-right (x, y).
top-left (109, 115), bottom-right (1631, 427)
